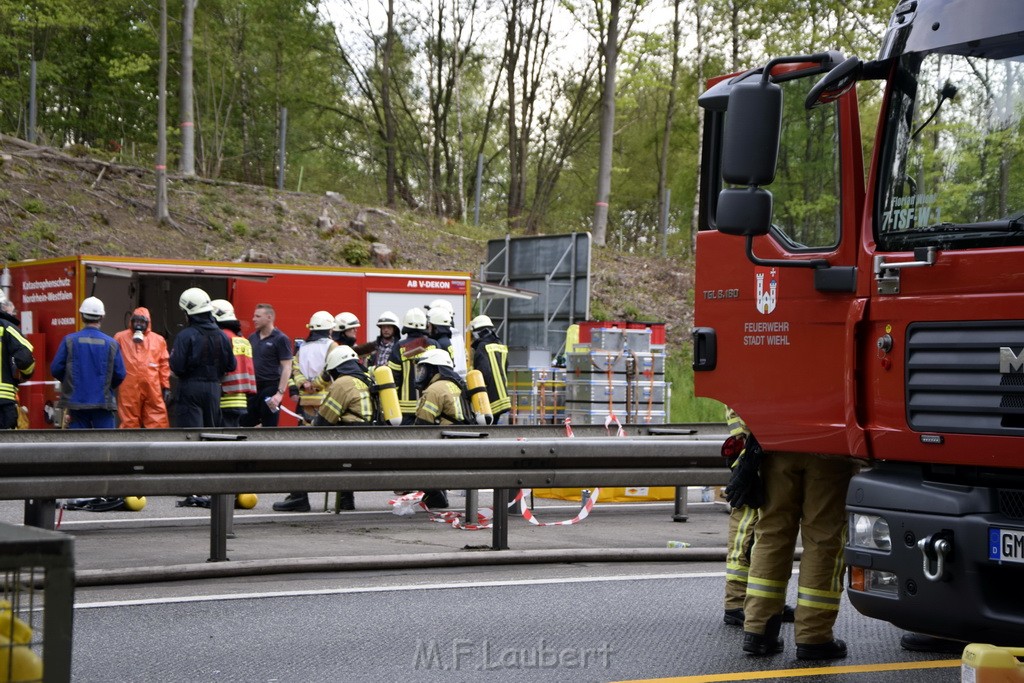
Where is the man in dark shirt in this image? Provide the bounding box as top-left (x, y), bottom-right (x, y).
top-left (243, 303), bottom-right (293, 427)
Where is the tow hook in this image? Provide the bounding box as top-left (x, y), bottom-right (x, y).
top-left (917, 531), bottom-right (953, 582)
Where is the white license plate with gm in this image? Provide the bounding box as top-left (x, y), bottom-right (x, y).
top-left (989, 528), bottom-right (1024, 562)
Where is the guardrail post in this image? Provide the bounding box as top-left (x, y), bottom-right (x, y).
top-left (492, 488), bottom-right (509, 550)
top-left (24, 498), bottom-right (56, 530)
top-left (672, 486), bottom-right (689, 522)
top-left (465, 489), bottom-right (478, 523)
top-left (209, 494), bottom-right (232, 562)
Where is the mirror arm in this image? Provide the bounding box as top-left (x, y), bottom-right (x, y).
top-left (745, 236), bottom-right (829, 270)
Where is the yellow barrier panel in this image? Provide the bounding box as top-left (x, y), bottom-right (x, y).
top-left (534, 486), bottom-right (677, 502)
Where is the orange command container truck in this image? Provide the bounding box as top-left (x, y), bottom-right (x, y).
top-left (693, 0), bottom-right (1024, 645)
top-left (2, 255), bottom-right (470, 428)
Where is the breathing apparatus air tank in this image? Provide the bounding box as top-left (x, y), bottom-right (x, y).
top-left (372, 365), bottom-right (403, 426)
top-left (466, 370), bottom-right (493, 425)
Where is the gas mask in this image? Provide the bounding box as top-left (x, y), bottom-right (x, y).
top-left (415, 363), bottom-right (437, 392)
top-left (131, 315), bottom-right (149, 342)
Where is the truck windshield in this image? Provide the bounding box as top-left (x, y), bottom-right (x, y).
top-left (877, 44), bottom-right (1024, 251)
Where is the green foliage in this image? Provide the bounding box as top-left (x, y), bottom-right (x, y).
top-left (666, 347), bottom-right (724, 423)
top-left (28, 219), bottom-right (58, 243)
top-left (340, 239), bottom-right (371, 266)
top-left (22, 199), bottom-right (45, 214)
top-left (231, 221), bottom-right (247, 236)
top-left (590, 299), bottom-right (611, 321)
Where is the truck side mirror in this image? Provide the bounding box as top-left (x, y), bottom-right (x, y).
top-left (721, 80), bottom-right (782, 186)
top-left (717, 187), bottom-right (773, 237)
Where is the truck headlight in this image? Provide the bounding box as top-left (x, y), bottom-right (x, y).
top-left (850, 513), bottom-right (891, 551)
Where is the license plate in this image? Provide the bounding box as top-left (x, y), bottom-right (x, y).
top-left (989, 528), bottom-right (1024, 562)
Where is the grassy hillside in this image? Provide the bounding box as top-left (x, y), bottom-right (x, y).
top-left (0, 135), bottom-right (723, 422)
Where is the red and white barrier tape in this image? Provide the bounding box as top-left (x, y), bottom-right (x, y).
top-left (388, 487), bottom-right (601, 529)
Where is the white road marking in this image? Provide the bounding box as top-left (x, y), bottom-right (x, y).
top-left (76, 570), bottom-right (736, 610)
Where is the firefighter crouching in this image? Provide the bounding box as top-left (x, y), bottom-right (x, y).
top-left (410, 348), bottom-right (469, 509)
top-left (724, 417), bottom-right (859, 660)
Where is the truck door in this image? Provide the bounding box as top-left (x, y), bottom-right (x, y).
top-left (861, 46), bottom-right (1024, 466)
top-left (695, 70), bottom-right (867, 456)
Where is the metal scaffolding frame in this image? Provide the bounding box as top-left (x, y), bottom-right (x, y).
top-left (478, 233), bottom-right (591, 359)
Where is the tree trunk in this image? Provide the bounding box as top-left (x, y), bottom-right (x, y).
top-left (156, 0), bottom-right (171, 224)
top-left (657, 0), bottom-right (682, 255)
top-left (179, 0), bottom-right (197, 176)
top-left (591, 0), bottom-right (620, 247)
top-left (690, 0), bottom-right (706, 255)
top-left (383, 0), bottom-right (397, 207)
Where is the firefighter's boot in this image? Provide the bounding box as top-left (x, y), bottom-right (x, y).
top-left (743, 613), bottom-right (784, 656)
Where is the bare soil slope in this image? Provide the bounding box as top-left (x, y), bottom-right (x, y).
top-left (0, 135), bottom-right (695, 349)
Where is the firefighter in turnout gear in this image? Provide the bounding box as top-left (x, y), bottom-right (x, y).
top-left (740, 427), bottom-right (859, 660)
top-left (721, 407), bottom-right (795, 628)
top-left (467, 315), bottom-right (510, 422)
top-left (411, 348), bottom-right (467, 508)
top-left (210, 300), bottom-right (257, 428)
top-left (290, 310), bottom-right (335, 425)
top-left (169, 287), bottom-right (235, 429)
top-left (389, 308), bottom-right (437, 424)
top-left (314, 345), bottom-right (373, 427)
top-left (274, 345), bottom-right (371, 513)
top-left (0, 290), bottom-right (34, 430)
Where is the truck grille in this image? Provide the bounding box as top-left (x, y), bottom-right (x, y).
top-left (1000, 490), bottom-right (1024, 520)
top-left (906, 322), bottom-right (1024, 436)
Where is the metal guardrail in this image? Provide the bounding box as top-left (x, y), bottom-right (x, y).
top-left (1, 424), bottom-right (730, 557)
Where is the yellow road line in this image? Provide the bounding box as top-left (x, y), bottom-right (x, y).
top-left (615, 658), bottom-right (961, 682)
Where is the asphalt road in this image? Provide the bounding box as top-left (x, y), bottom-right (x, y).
top-left (1, 492), bottom-right (967, 682)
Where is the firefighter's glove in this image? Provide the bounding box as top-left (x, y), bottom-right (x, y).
top-left (724, 433), bottom-right (766, 510)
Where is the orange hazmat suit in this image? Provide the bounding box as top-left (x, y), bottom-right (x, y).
top-left (114, 307), bottom-right (171, 428)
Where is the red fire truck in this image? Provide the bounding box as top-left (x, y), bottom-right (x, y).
top-left (694, 0), bottom-right (1024, 643)
top-left (2, 255), bottom-right (470, 428)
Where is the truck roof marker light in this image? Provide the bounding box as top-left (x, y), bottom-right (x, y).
top-left (920, 434), bottom-right (944, 445)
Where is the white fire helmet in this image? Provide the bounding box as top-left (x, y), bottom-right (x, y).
top-left (325, 344), bottom-right (359, 371)
top-left (79, 296), bottom-right (106, 319)
top-left (427, 299), bottom-right (454, 314)
top-left (467, 314), bottom-right (493, 333)
top-left (179, 287), bottom-right (214, 315)
top-left (427, 308), bottom-right (453, 327)
top-left (307, 310), bottom-right (335, 331)
top-left (416, 348), bottom-right (454, 368)
top-left (376, 311), bottom-right (401, 329)
top-left (333, 311), bottom-right (361, 332)
top-left (210, 299), bottom-right (237, 323)
top-left (403, 308), bottom-right (427, 331)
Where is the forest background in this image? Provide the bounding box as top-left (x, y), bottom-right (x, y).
top-left (0, 0), bottom-right (894, 420)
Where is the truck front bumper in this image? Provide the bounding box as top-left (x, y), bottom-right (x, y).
top-left (845, 462), bottom-right (1024, 644)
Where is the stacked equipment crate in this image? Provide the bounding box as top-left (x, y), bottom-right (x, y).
top-left (564, 326), bottom-right (669, 425)
top-left (508, 368), bottom-right (566, 425)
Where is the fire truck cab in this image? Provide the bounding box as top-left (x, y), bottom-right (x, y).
top-left (695, 0), bottom-right (1024, 643)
